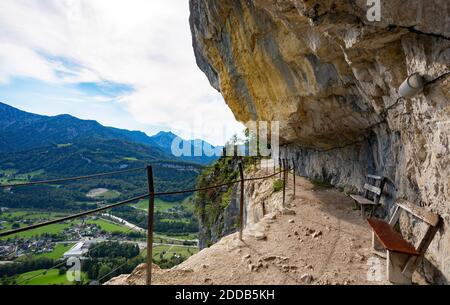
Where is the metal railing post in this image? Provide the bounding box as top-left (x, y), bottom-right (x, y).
top-left (146, 166), bottom-right (155, 285)
top-left (292, 158), bottom-right (296, 198)
top-left (238, 161), bottom-right (245, 240)
top-left (282, 159), bottom-right (286, 207)
top-left (287, 159), bottom-right (290, 181)
top-left (279, 158), bottom-right (282, 178)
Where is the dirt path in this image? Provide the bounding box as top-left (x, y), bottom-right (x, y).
top-left (108, 173), bottom-right (389, 285)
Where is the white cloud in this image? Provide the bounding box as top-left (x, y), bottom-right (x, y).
top-left (0, 0), bottom-right (244, 145)
top-left (0, 43), bottom-right (56, 83)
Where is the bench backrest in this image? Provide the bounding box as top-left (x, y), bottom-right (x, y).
top-left (393, 199), bottom-right (440, 227)
top-left (363, 175), bottom-right (385, 204)
top-left (388, 199), bottom-right (441, 256)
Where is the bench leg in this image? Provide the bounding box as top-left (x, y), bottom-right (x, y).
top-left (371, 232), bottom-right (387, 258)
top-left (386, 251), bottom-right (412, 284)
top-left (361, 205), bottom-right (373, 219)
top-left (372, 232), bottom-right (384, 251)
top-left (369, 205), bottom-right (379, 218)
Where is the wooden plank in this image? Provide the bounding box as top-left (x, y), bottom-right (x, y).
top-left (372, 231), bottom-right (384, 251)
top-left (367, 218), bottom-right (420, 256)
top-left (415, 222), bottom-right (440, 255)
top-left (367, 174), bottom-right (383, 180)
top-left (402, 223), bottom-right (440, 275)
top-left (387, 251), bottom-right (413, 284)
top-left (374, 178), bottom-right (386, 204)
top-left (372, 249), bottom-right (387, 259)
top-left (396, 199), bottom-right (440, 227)
top-left (350, 194), bottom-right (378, 205)
top-left (388, 205), bottom-right (401, 226)
top-left (364, 183), bottom-right (381, 195)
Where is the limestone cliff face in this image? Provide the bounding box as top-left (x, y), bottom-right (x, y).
top-left (197, 183), bottom-right (240, 249)
top-left (195, 157), bottom-right (242, 249)
top-left (189, 0), bottom-right (450, 283)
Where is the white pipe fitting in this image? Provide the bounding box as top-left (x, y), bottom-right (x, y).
top-left (398, 73), bottom-right (424, 98)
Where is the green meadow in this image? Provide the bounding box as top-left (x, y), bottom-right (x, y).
top-left (151, 244), bottom-right (198, 259)
top-left (135, 196), bottom-right (195, 213)
top-left (16, 269), bottom-right (88, 285)
top-left (0, 210), bottom-right (131, 239)
top-left (1, 222), bottom-right (73, 240)
top-left (85, 219), bottom-right (130, 233)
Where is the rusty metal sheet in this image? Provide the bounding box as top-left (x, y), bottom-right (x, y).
top-left (367, 218), bottom-right (420, 256)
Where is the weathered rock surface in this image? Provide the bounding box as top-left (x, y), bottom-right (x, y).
top-left (107, 177), bottom-right (381, 285)
top-left (196, 159), bottom-right (242, 249)
top-left (189, 0), bottom-right (449, 283)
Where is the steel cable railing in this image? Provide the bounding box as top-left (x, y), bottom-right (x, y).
top-left (0, 167), bottom-right (146, 189)
top-left (16, 260), bottom-right (68, 285)
top-left (0, 169), bottom-right (286, 238)
top-left (95, 247), bottom-right (148, 284)
top-left (16, 225), bottom-right (141, 285)
top-left (0, 194), bottom-right (149, 238)
top-left (0, 157), bottom-right (292, 285)
top-left (0, 159), bottom-right (208, 189)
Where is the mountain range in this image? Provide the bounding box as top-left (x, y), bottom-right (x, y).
top-left (0, 101), bottom-right (220, 165)
top-left (0, 101), bottom-right (221, 209)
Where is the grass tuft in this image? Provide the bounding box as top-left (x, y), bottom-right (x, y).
top-left (310, 178), bottom-right (333, 189)
top-left (272, 179), bottom-right (284, 193)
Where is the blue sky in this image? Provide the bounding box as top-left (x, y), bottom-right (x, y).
top-left (0, 0), bottom-right (244, 145)
top-left (0, 77), bottom-right (155, 133)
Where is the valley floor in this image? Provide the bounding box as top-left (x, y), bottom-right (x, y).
top-left (106, 172), bottom-right (413, 285)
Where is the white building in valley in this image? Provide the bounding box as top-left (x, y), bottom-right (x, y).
top-left (63, 241), bottom-right (90, 259)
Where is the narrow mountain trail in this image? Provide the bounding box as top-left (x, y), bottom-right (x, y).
top-left (108, 171), bottom-right (391, 285)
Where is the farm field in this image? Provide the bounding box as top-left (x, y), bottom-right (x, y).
top-left (135, 198), bottom-right (176, 211)
top-left (34, 243), bottom-right (74, 260)
top-left (56, 143), bottom-right (72, 148)
top-left (0, 169), bottom-right (45, 185)
top-left (1, 219), bottom-right (131, 240)
top-left (1, 211), bottom-right (67, 223)
top-left (0, 179), bottom-right (25, 184)
top-left (154, 233), bottom-right (198, 241)
top-left (96, 190), bottom-right (121, 200)
top-left (86, 188), bottom-right (121, 200)
top-left (86, 219), bottom-right (130, 233)
top-left (1, 222), bottom-right (73, 240)
top-left (15, 243), bottom-right (74, 262)
top-left (135, 196), bottom-right (195, 213)
top-left (16, 269), bottom-right (88, 285)
top-left (0, 210), bottom-right (131, 239)
top-left (0, 209), bottom-right (73, 240)
top-left (15, 243), bottom-right (75, 261)
top-left (151, 244), bottom-right (198, 259)
top-left (123, 157), bottom-right (138, 161)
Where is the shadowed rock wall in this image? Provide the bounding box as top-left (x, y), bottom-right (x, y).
top-left (190, 0), bottom-right (449, 283)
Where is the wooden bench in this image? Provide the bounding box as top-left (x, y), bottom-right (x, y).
top-left (367, 199), bottom-right (441, 284)
top-left (349, 174), bottom-right (386, 219)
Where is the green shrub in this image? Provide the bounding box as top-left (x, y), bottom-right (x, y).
top-left (221, 187), bottom-right (233, 208)
top-left (272, 179), bottom-right (284, 193)
top-left (310, 178), bottom-right (332, 188)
